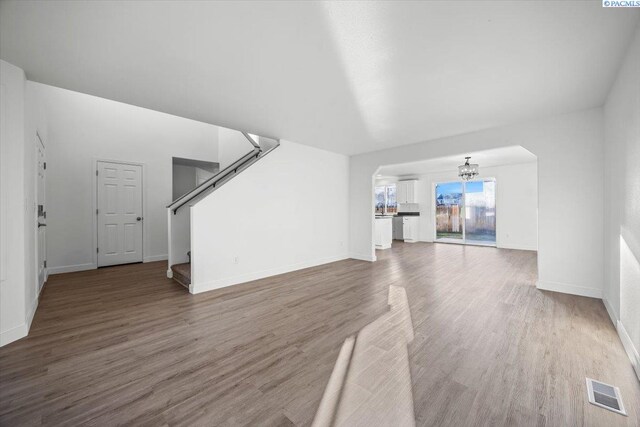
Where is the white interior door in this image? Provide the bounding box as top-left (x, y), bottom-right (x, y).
top-left (36, 134), bottom-right (47, 291)
top-left (97, 161), bottom-right (143, 267)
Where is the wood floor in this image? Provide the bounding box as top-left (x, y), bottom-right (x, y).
top-left (1, 242), bottom-right (638, 426)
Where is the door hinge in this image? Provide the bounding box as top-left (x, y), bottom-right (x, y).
top-left (96, 209), bottom-right (99, 215)
top-left (44, 162), bottom-right (46, 170)
top-left (96, 170), bottom-right (98, 176)
top-left (43, 211), bottom-right (47, 219)
top-left (97, 247), bottom-right (99, 253)
top-left (43, 260), bottom-right (47, 268)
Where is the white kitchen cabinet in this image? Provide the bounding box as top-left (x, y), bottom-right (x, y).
top-left (405, 180), bottom-right (418, 203)
top-left (396, 182), bottom-right (406, 204)
top-left (402, 217), bottom-right (419, 243)
top-left (393, 217), bottom-right (404, 240)
top-left (375, 217), bottom-right (393, 249)
top-left (397, 180), bottom-right (419, 204)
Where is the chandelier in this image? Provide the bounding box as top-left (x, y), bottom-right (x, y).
top-left (458, 157), bottom-right (479, 181)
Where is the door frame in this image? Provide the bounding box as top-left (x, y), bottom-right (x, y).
top-left (432, 178), bottom-right (497, 247)
top-left (35, 131), bottom-right (47, 294)
top-left (92, 158), bottom-right (147, 268)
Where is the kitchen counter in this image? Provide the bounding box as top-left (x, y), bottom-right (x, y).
top-left (376, 212), bottom-right (420, 218)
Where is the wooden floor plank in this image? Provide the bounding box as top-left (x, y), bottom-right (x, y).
top-left (1, 242), bottom-right (638, 426)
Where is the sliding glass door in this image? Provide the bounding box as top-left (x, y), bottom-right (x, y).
top-left (435, 182), bottom-right (464, 241)
top-left (435, 179), bottom-right (496, 245)
top-left (464, 180), bottom-right (496, 244)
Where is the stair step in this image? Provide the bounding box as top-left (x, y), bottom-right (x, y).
top-left (171, 263), bottom-right (191, 288)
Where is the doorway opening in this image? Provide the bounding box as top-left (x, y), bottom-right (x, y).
top-left (435, 179), bottom-right (496, 246)
top-left (372, 145), bottom-right (538, 258)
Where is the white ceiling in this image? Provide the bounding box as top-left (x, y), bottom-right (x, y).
top-left (377, 146), bottom-right (537, 178)
top-left (1, 1), bottom-right (638, 155)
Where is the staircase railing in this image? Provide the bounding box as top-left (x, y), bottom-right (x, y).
top-left (167, 132), bottom-right (278, 213)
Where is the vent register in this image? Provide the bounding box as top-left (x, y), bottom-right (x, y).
top-left (586, 378), bottom-right (627, 416)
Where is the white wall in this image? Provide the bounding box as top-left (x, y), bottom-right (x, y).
top-left (30, 82), bottom-right (220, 273)
top-left (351, 108), bottom-right (604, 298)
top-left (379, 161), bottom-right (538, 250)
top-left (0, 60), bottom-right (27, 345)
top-left (218, 126), bottom-right (254, 169)
top-left (0, 60), bottom-right (42, 346)
top-left (169, 207), bottom-right (191, 267)
top-left (172, 164), bottom-right (197, 200)
top-left (24, 70), bottom-right (48, 331)
top-left (603, 23), bottom-right (640, 380)
top-left (191, 140), bottom-right (349, 293)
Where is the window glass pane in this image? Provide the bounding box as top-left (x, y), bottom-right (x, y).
top-left (386, 184), bottom-right (397, 214)
top-left (464, 180), bottom-right (496, 243)
top-left (465, 181), bottom-right (483, 193)
top-left (375, 186), bottom-right (386, 214)
top-left (435, 181), bottom-right (463, 240)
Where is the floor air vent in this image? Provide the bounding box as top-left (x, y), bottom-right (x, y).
top-left (586, 378), bottom-right (627, 416)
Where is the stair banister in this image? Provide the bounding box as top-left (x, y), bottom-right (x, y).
top-left (167, 132), bottom-right (279, 214)
top-left (168, 147), bottom-right (260, 213)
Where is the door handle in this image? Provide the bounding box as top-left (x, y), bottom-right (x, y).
top-left (38, 222), bottom-right (46, 228)
top-left (136, 217), bottom-right (142, 221)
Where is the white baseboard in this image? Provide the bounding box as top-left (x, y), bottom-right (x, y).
top-left (48, 256), bottom-right (167, 274)
top-left (617, 320), bottom-right (640, 382)
top-left (349, 252), bottom-right (376, 262)
top-left (602, 297), bottom-right (617, 327)
top-left (601, 298), bottom-right (640, 382)
top-left (349, 253), bottom-right (376, 261)
top-left (144, 254), bottom-right (168, 263)
top-left (536, 280), bottom-right (602, 299)
top-left (0, 323), bottom-right (27, 347)
top-left (26, 296), bottom-right (38, 331)
top-left (48, 262), bottom-right (96, 275)
top-left (192, 254), bottom-right (349, 294)
top-left (1, 295), bottom-right (40, 347)
top-left (422, 240), bottom-right (536, 251)
top-left (497, 243), bottom-right (538, 251)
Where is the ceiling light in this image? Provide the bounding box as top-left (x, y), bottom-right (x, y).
top-left (458, 157), bottom-right (479, 181)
